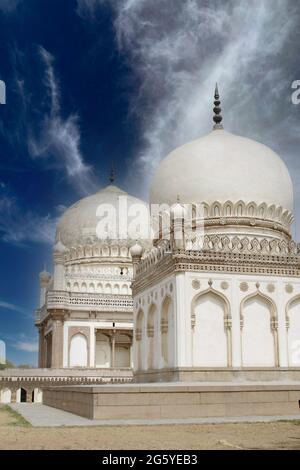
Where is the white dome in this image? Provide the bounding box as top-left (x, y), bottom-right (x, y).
top-left (150, 129), bottom-right (293, 212)
top-left (57, 184), bottom-right (150, 247)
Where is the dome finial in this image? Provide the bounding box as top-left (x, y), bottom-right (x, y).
top-left (109, 163), bottom-right (115, 184)
top-left (213, 83), bottom-right (223, 130)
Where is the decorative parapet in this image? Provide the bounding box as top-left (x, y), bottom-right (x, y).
top-left (132, 236), bottom-right (300, 292)
top-left (35, 291), bottom-right (133, 322)
top-left (0, 368), bottom-right (133, 385)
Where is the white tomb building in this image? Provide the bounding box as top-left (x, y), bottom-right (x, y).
top-left (131, 85), bottom-right (300, 383)
top-left (35, 178), bottom-right (150, 370)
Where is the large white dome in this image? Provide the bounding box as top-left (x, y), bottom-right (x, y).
top-left (150, 129), bottom-right (293, 212)
top-left (57, 184), bottom-right (150, 247)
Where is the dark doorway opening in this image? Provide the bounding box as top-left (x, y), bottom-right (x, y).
top-left (20, 388), bottom-right (27, 403)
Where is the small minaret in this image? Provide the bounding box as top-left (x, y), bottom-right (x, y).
top-left (53, 233), bottom-right (66, 291)
top-left (109, 163), bottom-right (115, 184)
top-left (39, 268), bottom-right (51, 307)
top-left (213, 83), bottom-right (223, 130)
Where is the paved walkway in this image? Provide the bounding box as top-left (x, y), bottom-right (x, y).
top-left (9, 404), bottom-right (300, 427)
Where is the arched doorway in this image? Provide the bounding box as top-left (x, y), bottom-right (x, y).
top-left (20, 388), bottom-right (27, 403)
top-left (241, 293), bottom-right (278, 367)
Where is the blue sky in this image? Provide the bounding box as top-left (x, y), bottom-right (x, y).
top-left (0, 0), bottom-right (300, 366)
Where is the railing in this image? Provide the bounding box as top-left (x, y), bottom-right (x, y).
top-left (35, 291), bottom-right (133, 321)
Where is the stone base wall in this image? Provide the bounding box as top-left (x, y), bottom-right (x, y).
top-left (134, 367), bottom-right (300, 383)
top-left (44, 382), bottom-right (300, 420)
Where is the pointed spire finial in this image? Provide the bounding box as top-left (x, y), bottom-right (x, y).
top-left (213, 83), bottom-right (223, 130)
top-left (109, 163), bottom-right (115, 184)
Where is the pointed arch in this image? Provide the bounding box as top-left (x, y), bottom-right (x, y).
top-left (191, 288), bottom-right (232, 367)
top-left (147, 303), bottom-right (158, 370)
top-left (285, 294), bottom-right (300, 366)
top-left (161, 295), bottom-right (174, 367)
top-left (240, 291), bottom-right (278, 367)
top-left (135, 308), bottom-right (145, 370)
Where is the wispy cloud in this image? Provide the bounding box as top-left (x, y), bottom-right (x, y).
top-left (77, 0), bottom-right (300, 215)
top-left (0, 0), bottom-right (21, 12)
top-left (28, 46), bottom-right (97, 195)
top-left (0, 193), bottom-right (56, 245)
top-left (0, 300), bottom-right (31, 318)
top-left (13, 341), bottom-right (38, 353)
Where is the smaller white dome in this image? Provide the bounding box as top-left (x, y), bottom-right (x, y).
top-left (53, 239), bottom-right (66, 253)
top-left (57, 184), bottom-right (150, 248)
top-left (130, 242), bottom-right (143, 258)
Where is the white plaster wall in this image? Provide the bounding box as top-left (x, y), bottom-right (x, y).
top-left (115, 346), bottom-right (130, 367)
top-left (95, 338), bottom-right (111, 367)
top-left (33, 388), bottom-right (43, 403)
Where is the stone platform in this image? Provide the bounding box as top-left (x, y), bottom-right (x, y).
top-left (44, 381), bottom-right (300, 420)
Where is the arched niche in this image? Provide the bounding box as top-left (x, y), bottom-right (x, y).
top-left (191, 288), bottom-right (232, 367)
top-left (286, 295), bottom-right (300, 366)
top-left (147, 304), bottom-right (158, 370)
top-left (240, 292), bottom-right (278, 367)
top-left (136, 309), bottom-right (145, 370)
top-left (69, 333), bottom-right (88, 367)
top-left (160, 296), bottom-right (174, 368)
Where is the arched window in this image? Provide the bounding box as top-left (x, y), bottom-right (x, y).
top-left (286, 296), bottom-right (300, 366)
top-left (136, 309), bottom-right (145, 371)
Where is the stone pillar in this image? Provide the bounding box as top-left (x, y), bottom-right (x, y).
top-left (51, 313), bottom-right (64, 368)
top-left (38, 326), bottom-right (45, 368)
top-left (10, 389), bottom-right (16, 403)
top-left (111, 332), bottom-right (116, 368)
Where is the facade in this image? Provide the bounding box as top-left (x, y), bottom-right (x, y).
top-left (131, 87), bottom-right (300, 382)
top-left (35, 183), bottom-right (149, 370)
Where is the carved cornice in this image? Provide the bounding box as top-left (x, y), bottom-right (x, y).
top-left (132, 235), bottom-right (300, 293)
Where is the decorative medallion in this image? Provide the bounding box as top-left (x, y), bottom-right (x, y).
top-left (240, 282), bottom-right (249, 292)
top-left (267, 283), bottom-right (275, 293)
top-left (221, 281), bottom-right (229, 290)
top-left (285, 284), bottom-right (294, 294)
top-left (192, 279), bottom-right (201, 290)
top-left (169, 283), bottom-right (174, 293)
top-left (208, 279), bottom-right (213, 287)
top-left (255, 281), bottom-right (260, 290)
top-left (161, 287), bottom-right (165, 297)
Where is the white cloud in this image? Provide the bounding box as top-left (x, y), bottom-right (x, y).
top-left (28, 46), bottom-right (97, 195)
top-left (0, 0), bottom-right (21, 12)
top-left (13, 341), bottom-right (38, 353)
top-left (0, 194), bottom-right (56, 245)
top-left (77, 0), bottom-right (300, 213)
top-left (0, 300), bottom-right (30, 318)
